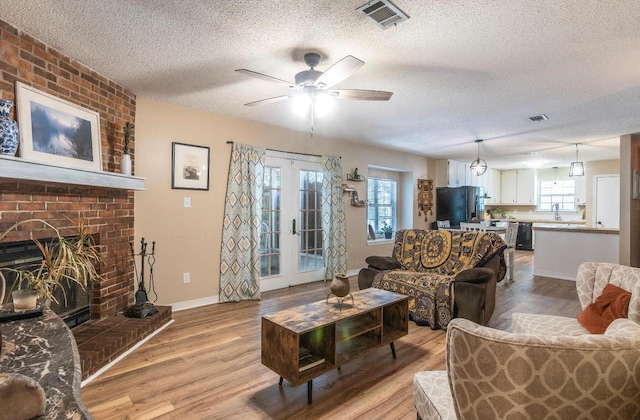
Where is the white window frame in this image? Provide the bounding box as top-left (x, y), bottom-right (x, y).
top-left (367, 176), bottom-right (397, 241)
top-left (538, 179), bottom-right (576, 212)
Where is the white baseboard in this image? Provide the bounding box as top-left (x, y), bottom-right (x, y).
top-left (169, 272), bottom-right (364, 312)
top-left (532, 270), bottom-right (576, 281)
top-left (171, 295), bottom-right (220, 312)
top-left (81, 319), bottom-right (175, 387)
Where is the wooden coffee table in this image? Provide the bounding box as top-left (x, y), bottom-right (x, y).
top-left (261, 288), bottom-right (409, 404)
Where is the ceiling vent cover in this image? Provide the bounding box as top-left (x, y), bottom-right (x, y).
top-left (528, 114), bottom-right (549, 122)
top-left (357, 0), bottom-right (409, 30)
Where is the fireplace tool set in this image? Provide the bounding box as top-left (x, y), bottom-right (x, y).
top-left (124, 238), bottom-right (159, 318)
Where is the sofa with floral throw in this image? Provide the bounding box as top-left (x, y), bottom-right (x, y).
top-left (358, 229), bottom-right (506, 329)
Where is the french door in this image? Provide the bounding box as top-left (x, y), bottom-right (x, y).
top-left (260, 155), bottom-right (325, 292)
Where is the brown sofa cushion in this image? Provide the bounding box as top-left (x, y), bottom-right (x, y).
top-left (578, 283), bottom-right (631, 334)
top-left (365, 255), bottom-right (401, 270)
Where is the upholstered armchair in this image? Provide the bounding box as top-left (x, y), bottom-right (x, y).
top-left (512, 262), bottom-right (640, 335)
top-left (413, 317), bottom-right (640, 419)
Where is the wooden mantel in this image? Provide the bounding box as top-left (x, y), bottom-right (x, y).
top-left (0, 155), bottom-right (145, 190)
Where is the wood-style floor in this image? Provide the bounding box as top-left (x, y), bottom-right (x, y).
top-left (81, 251), bottom-right (582, 419)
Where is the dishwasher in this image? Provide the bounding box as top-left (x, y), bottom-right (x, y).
top-left (515, 222), bottom-right (533, 250)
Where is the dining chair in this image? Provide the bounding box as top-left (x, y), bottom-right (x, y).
top-left (460, 222), bottom-right (487, 232)
top-left (504, 222), bottom-right (519, 281)
top-left (437, 220), bottom-right (451, 229)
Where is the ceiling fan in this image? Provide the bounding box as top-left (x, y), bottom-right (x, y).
top-left (236, 53), bottom-right (393, 135)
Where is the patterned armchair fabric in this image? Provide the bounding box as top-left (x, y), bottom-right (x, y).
top-left (373, 229), bottom-right (506, 329)
top-left (414, 318), bottom-right (640, 420)
top-left (512, 262), bottom-right (640, 335)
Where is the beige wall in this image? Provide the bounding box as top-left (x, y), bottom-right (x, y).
top-left (134, 99), bottom-right (434, 307)
top-left (619, 135), bottom-right (640, 266)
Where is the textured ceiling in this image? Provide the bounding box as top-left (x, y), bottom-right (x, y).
top-left (2, 0), bottom-right (639, 169)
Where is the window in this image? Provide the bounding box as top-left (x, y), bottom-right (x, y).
top-left (367, 177), bottom-right (397, 239)
top-left (260, 166), bottom-right (281, 277)
top-left (538, 180), bottom-right (576, 211)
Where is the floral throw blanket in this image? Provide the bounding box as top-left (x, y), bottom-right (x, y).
top-left (373, 230), bottom-right (506, 329)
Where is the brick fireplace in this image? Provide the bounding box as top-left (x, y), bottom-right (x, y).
top-left (0, 182), bottom-right (135, 319)
top-left (0, 19), bottom-right (137, 320)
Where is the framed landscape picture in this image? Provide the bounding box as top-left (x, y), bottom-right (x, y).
top-left (172, 142), bottom-right (210, 190)
top-left (16, 82), bottom-right (102, 171)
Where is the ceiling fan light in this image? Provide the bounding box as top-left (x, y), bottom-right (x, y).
top-left (569, 161), bottom-right (584, 177)
top-left (292, 94), bottom-right (311, 117)
top-left (313, 92), bottom-right (333, 118)
top-left (470, 158), bottom-right (487, 176)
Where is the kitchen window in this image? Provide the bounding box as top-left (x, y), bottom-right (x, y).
top-left (367, 177), bottom-right (397, 240)
top-left (538, 180), bottom-right (576, 211)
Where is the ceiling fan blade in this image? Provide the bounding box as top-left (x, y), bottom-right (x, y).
top-left (244, 95), bottom-right (292, 106)
top-left (315, 55), bottom-right (364, 88)
top-left (331, 89), bottom-right (393, 101)
top-left (235, 69), bottom-right (294, 88)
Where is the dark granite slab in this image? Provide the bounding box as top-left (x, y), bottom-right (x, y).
top-left (0, 304), bottom-right (91, 419)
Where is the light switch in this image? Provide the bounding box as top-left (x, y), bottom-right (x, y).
top-left (183, 197), bottom-right (191, 208)
top-left (183, 272), bottom-right (190, 284)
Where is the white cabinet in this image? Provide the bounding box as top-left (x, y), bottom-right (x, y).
top-left (437, 159), bottom-right (469, 186)
top-left (436, 159), bottom-right (466, 187)
top-left (469, 168), bottom-right (484, 189)
top-left (459, 163), bottom-right (470, 186)
top-left (500, 169), bottom-right (536, 204)
top-left (575, 176), bottom-right (587, 204)
top-left (485, 169), bottom-right (501, 204)
top-left (501, 170), bottom-right (517, 204)
top-left (516, 169), bottom-right (536, 204)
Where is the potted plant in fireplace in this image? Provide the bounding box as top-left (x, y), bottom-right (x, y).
top-left (0, 218), bottom-right (102, 310)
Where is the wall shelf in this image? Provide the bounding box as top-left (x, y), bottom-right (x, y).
top-left (0, 155), bottom-right (146, 190)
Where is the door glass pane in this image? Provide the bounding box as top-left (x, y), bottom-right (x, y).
top-left (261, 167), bottom-right (281, 277)
top-left (298, 169), bottom-right (324, 272)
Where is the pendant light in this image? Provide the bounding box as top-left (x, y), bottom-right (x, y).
top-left (553, 166), bottom-right (558, 185)
top-left (569, 143), bottom-right (584, 177)
top-left (469, 139), bottom-right (487, 176)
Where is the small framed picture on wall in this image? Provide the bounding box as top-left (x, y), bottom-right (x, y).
top-left (171, 142), bottom-right (210, 190)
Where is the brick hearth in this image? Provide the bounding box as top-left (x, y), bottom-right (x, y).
top-left (73, 306), bottom-right (172, 380)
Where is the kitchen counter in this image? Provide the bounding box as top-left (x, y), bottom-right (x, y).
top-left (489, 219), bottom-right (586, 225)
top-left (533, 224), bottom-right (618, 234)
top-left (532, 225), bottom-right (619, 280)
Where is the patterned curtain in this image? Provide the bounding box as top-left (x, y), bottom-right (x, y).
top-left (321, 156), bottom-right (347, 279)
top-left (219, 143), bottom-right (265, 302)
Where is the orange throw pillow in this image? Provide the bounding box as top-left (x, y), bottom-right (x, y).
top-left (578, 283), bottom-right (631, 334)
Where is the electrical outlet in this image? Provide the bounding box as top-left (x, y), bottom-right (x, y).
top-left (183, 197), bottom-right (191, 208)
top-left (183, 272), bottom-right (190, 284)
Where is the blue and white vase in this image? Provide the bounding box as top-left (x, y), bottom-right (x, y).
top-left (0, 99), bottom-right (19, 156)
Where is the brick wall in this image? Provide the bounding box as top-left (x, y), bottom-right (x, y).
top-left (0, 19), bottom-right (137, 319)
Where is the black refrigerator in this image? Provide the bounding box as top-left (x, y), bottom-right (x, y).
top-left (436, 186), bottom-right (485, 228)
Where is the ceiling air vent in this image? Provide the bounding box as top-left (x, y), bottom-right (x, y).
top-left (528, 114), bottom-right (549, 122)
top-left (357, 0), bottom-right (409, 30)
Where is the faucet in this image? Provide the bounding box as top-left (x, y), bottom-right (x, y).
top-left (552, 203), bottom-right (561, 221)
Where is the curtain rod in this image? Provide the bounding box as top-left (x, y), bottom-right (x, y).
top-left (226, 141), bottom-right (340, 159)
